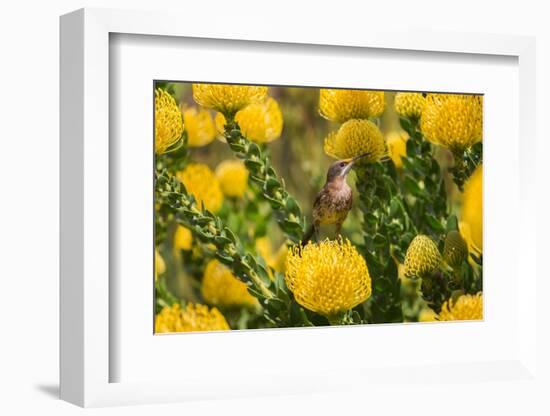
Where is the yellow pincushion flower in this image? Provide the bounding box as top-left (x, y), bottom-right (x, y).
top-left (155, 303), bottom-right (230, 333)
top-left (319, 89), bottom-right (385, 123)
top-left (459, 221), bottom-right (475, 254)
top-left (182, 107), bottom-right (216, 147)
top-left (462, 165), bottom-right (482, 251)
top-left (192, 83), bottom-right (268, 115)
top-left (201, 259), bottom-right (259, 309)
top-left (324, 119), bottom-right (387, 163)
top-left (421, 93), bottom-right (483, 152)
top-left (215, 160), bottom-right (249, 198)
top-left (439, 293), bottom-right (483, 321)
top-left (255, 236), bottom-right (273, 264)
top-left (394, 92), bottom-right (426, 119)
top-left (443, 230), bottom-right (469, 267)
top-left (285, 239), bottom-right (372, 319)
top-left (386, 131), bottom-right (408, 169)
top-left (174, 225), bottom-right (193, 251)
top-left (214, 112), bottom-right (227, 138)
top-left (176, 163), bottom-right (223, 213)
top-left (215, 97), bottom-right (284, 144)
top-left (404, 235), bottom-right (441, 278)
top-left (155, 88), bottom-right (184, 154)
top-left (155, 248), bottom-right (165, 282)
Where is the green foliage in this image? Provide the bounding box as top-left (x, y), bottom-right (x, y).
top-left (155, 169), bottom-right (315, 327)
top-left (223, 118), bottom-right (306, 243)
top-left (355, 163), bottom-right (406, 323)
top-left (399, 117), bottom-right (448, 236)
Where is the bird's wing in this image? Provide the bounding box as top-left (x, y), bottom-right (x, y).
top-left (346, 189), bottom-right (353, 211)
top-left (313, 189), bottom-right (324, 207)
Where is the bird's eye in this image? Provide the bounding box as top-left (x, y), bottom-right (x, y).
top-left (339, 162), bottom-right (346, 167)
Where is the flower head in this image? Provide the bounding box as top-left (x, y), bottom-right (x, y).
top-left (386, 131), bottom-right (408, 169)
top-left (420, 94), bottom-right (483, 152)
top-left (215, 160), bottom-right (249, 198)
top-left (192, 83), bottom-right (268, 115)
top-left (176, 163), bottom-right (223, 213)
top-left (443, 230), bottom-right (469, 267)
top-left (285, 239), bottom-right (372, 318)
top-left (155, 88), bottom-right (184, 153)
top-left (216, 97), bottom-right (284, 143)
top-left (201, 259), bottom-right (259, 309)
top-left (324, 119), bottom-right (387, 163)
top-left (319, 89), bottom-right (385, 123)
top-left (155, 248), bottom-right (165, 281)
top-left (462, 165), bottom-right (482, 251)
top-left (182, 107), bottom-right (216, 147)
top-left (394, 92), bottom-right (426, 119)
top-left (155, 303), bottom-right (230, 333)
top-left (439, 292), bottom-right (483, 321)
top-left (174, 225), bottom-right (193, 251)
top-left (404, 235), bottom-right (441, 278)
top-left (459, 221), bottom-right (475, 254)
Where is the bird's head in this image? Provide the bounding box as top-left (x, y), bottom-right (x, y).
top-left (326, 152), bottom-right (371, 182)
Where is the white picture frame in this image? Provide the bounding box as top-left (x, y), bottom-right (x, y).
top-left (60, 7), bottom-right (539, 408)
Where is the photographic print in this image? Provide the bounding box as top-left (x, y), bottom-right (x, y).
top-left (154, 83), bottom-right (483, 333)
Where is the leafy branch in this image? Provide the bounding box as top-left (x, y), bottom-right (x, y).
top-left (355, 163), bottom-right (407, 324)
top-left (156, 169), bottom-right (274, 299)
top-left (155, 169), bottom-right (313, 327)
top-left (399, 116), bottom-right (449, 237)
top-left (223, 118), bottom-right (306, 243)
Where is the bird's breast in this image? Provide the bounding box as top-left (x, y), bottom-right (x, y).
top-left (313, 184), bottom-right (353, 225)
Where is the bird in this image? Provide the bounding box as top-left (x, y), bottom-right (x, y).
top-left (301, 152), bottom-right (371, 245)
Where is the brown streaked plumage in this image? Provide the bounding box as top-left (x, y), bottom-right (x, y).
top-left (302, 152), bottom-right (370, 245)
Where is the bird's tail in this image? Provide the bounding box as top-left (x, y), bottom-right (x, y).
top-left (301, 224), bottom-right (315, 246)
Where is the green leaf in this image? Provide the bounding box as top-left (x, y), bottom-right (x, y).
top-left (403, 175), bottom-right (422, 195)
top-left (224, 227), bottom-right (238, 244)
top-left (399, 117), bottom-right (412, 134)
top-left (228, 142), bottom-right (246, 153)
top-left (373, 233), bottom-right (387, 247)
top-left (389, 198), bottom-right (401, 217)
top-left (244, 159), bottom-right (264, 171)
top-left (374, 277), bottom-right (393, 293)
top-left (280, 219), bottom-right (303, 234)
top-left (425, 214), bottom-right (445, 233)
top-left (256, 263), bottom-right (273, 287)
top-left (290, 302), bottom-right (314, 327)
top-left (446, 214), bottom-right (459, 232)
top-left (285, 196), bottom-right (301, 217)
top-left (194, 216), bottom-right (213, 226)
top-left (215, 251), bottom-right (234, 265)
top-left (364, 212), bottom-right (378, 225)
top-left (213, 235), bottom-right (233, 246)
top-left (264, 177), bottom-right (280, 191)
top-left (247, 143), bottom-right (261, 158)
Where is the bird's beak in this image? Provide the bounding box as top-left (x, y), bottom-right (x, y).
top-left (350, 152), bottom-right (372, 163)
top-left (342, 152), bottom-right (371, 175)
